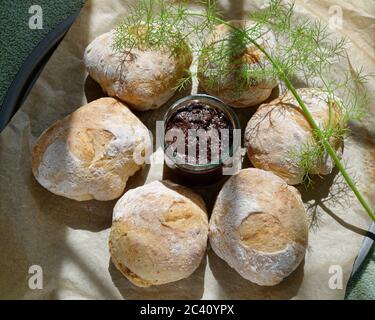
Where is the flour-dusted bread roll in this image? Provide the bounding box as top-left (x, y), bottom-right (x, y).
top-left (32, 98), bottom-right (151, 201)
top-left (198, 20), bottom-right (278, 108)
top-left (209, 168), bottom-right (308, 286)
top-left (109, 180), bottom-right (208, 287)
top-left (245, 88), bottom-right (343, 185)
top-left (83, 30), bottom-right (192, 111)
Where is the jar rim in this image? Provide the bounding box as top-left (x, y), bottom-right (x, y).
top-left (160, 94), bottom-right (241, 172)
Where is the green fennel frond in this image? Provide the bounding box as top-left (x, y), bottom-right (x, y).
top-left (112, 0), bottom-right (191, 56)
top-left (109, 0), bottom-right (374, 221)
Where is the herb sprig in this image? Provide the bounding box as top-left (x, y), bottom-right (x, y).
top-left (112, 0), bottom-right (375, 221)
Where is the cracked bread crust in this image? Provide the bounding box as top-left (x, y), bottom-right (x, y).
top-left (209, 168), bottom-right (308, 286)
top-left (109, 181), bottom-right (208, 287)
top-left (84, 30), bottom-right (192, 111)
top-left (244, 88), bottom-right (343, 184)
top-left (32, 97), bottom-right (151, 201)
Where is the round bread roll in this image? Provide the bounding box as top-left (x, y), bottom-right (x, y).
top-left (245, 88), bottom-right (343, 185)
top-left (209, 168), bottom-right (308, 286)
top-left (83, 30), bottom-right (192, 111)
top-left (109, 180), bottom-right (208, 287)
top-left (32, 97), bottom-right (151, 201)
top-left (198, 20), bottom-right (278, 108)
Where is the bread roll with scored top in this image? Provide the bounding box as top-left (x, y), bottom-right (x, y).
top-left (84, 30), bottom-right (192, 111)
top-left (109, 180), bottom-right (208, 287)
top-left (32, 97), bottom-right (151, 201)
top-left (198, 20), bottom-right (278, 108)
top-left (245, 88), bottom-right (343, 185)
top-left (209, 168), bottom-right (308, 286)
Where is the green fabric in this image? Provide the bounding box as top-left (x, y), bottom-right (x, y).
top-left (0, 0), bottom-right (85, 107)
top-left (346, 244), bottom-right (375, 299)
top-left (0, 0), bottom-right (373, 300)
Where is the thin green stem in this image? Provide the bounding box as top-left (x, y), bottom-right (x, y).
top-left (208, 16), bottom-right (375, 222)
top-left (120, 5), bottom-right (375, 222)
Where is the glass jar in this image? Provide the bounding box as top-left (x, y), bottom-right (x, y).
top-left (160, 94), bottom-right (241, 185)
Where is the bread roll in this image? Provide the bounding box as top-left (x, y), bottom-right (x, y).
top-left (209, 168), bottom-right (308, 286)
top-left (32, 98), bottom-right (151, 201)
top-left (245, 88), bottom-right (343, 185)
top-left (198, 20), bottom-right (278, 108)
top-left (84, 30), bottom-right (192, 111)
top-left (109, 181), bottom-right (208, 287)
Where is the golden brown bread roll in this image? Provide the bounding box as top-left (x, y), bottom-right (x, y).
top-left (209, 168), bottom-right (308, 286)
top-left (32, 98), bottom-right (151, 201)
top-left (84, 30), bottom-right (192, 111)
top-left (244, 88), bottom-right (343, 184)
top-left (109, 180), bottom-right (208, 287)
top-left (198, 20), bottom-right (278, 108)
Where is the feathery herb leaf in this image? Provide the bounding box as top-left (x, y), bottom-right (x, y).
top-left (111, 0), bottom-right (374, 221)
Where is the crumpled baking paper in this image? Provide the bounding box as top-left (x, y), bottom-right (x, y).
top-left (0, 0), bottom-right (374, 299)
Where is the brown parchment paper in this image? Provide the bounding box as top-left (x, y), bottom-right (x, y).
top-left (0, 0), bottom-right (374, 299)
